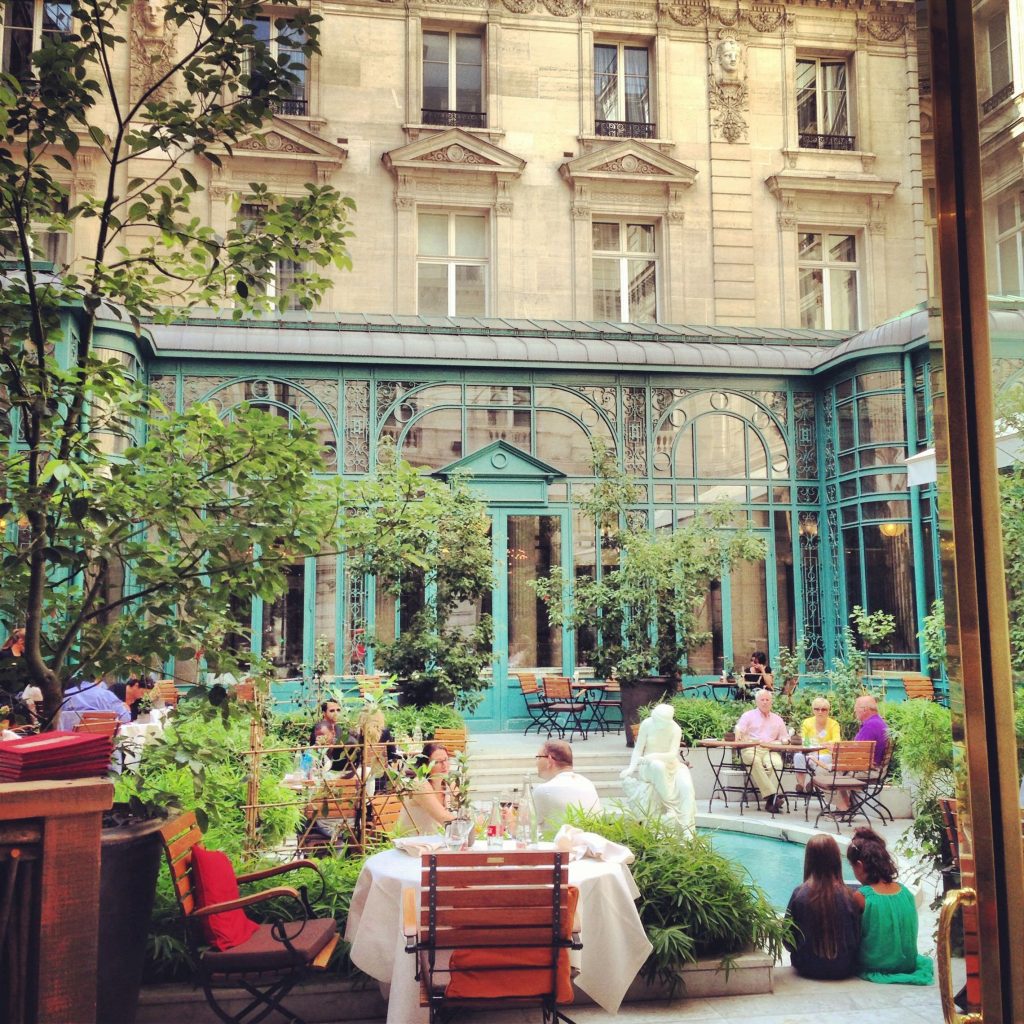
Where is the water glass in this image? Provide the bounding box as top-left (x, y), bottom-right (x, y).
top-left (444, 817), bottom-right (474, 851)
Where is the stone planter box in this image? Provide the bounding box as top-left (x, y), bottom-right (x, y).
top-left (137, 950), bottom-right (774, 1022)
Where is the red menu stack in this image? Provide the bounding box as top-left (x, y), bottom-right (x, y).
top-left (0, 731), bottom-right (114, 781)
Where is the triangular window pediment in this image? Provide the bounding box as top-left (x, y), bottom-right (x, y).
top-left (383, 129), bottom-right (526, 180)
top-left (560, 140), bottom-right (697, 187)
top-left (210, 117), bottom-right (348, 168)
top-left (434, 440), bottom-right (565, 482)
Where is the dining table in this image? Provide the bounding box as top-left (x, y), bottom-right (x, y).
top-left (697, 738), bottom-right (760, 812)
top-left (344, 841), bottom-right (653, 1024)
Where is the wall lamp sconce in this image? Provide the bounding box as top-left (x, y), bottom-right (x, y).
top-left (878, 521), bottom-right (908, 538)
top-left (798, 517), bottom-right (819, 541)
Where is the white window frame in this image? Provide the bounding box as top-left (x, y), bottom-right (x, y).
top-left (593, 41), bottom-right (653, 136)
top-left (795, 55), bottom-right (853, 149)
top-left (797, 229), bottom-right (861, 331)
top-left (421, 28), bottom-right (485, 126)
top-left (987, 11), bottom-right (1011, 94)
top-left (994, 191), bottom-right (1024, 296)
top-left (591, 218), bottom-right (659, 323)
top-left (0, 0), bottom-right (72, 83)
top-left (416, 210), bottom-right (489, 317)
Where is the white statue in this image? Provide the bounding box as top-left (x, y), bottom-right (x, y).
top-left (620, 704), bottom-right (696, 834)
top-left (714, 36), bottom-right (745, 85)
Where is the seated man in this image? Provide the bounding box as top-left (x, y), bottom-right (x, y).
top-left (621, 703), bottom-right (696, 834)
top-left (108, 675), bottom-right (155, 721)
top-left (829, 694), bottom-right (889, 811)
top-left (58, 679), bottom-right (132, 731)
top-left (532, 739), bottom-right (601, 830)
top-left (309, 699), bottom-right (351, 772)
top-left (734, 688), bottom-right (790, 813)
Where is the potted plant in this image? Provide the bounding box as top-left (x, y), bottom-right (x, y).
top-left (533, 442), bottom-right (766, 745)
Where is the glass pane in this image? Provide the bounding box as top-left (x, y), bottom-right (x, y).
top-left (773, 510), bottom-right (795, 651)
top-left (417, 263), bottom-right (449, 315)
top-left (623, 47), bottom-right (650, 124)
top-left (418, 213), bottom-right (449, 256)
top-left (456, 33), bottom-right (481, 65)
top-left (821, 61), bottom-right (848, 135)
top-left (998, 236), bottom-right (1021, 294)
top-left (400, 406), bottom-right (463, 468)
top-left (573, 508), bottom-right (598, 669)
top-left (798, 232), bottom-right (822, 261)
top-left (507, 515), bottom-right (562, 670)
top-left (422, 31), bottom-right (448, 63)
top-left (799, 267), bottom-right (824, 329)
top-left (694, 414), bottom-right (746, 477)
top-left (454, 215), bottom-right (486, 258)
top-left (42, 1), bottom-right (71, 34)
top-left (594, 45), bottom-right (618, 121)
top-left (6, 1), bottom-right (34, 28)
top-left (592, 221), bottom-right (619, 252)
top-left (863, 526), bottom-right (917, 653)
top-left (827, 267), bottom-right (859, 330)
top-left (314, 555), bottom-right (337, 674)
top-left (535, 410), bottom-right (596, 475)
top-left (796, 60), bottom-right (817, 134)
top-left (626, 258), bottom-right (656, 322)
top-left (997, 196), bottom-right (1018, 233)
top-left (592, 257), bottom-right (621, 320)
top-left (467, 407), bottom-right (531, 451)
top-left (261, 561), bottom-right (305, 677)
top-left (423, 31), bottom-right (449, 109)
top-left (857, 393), bottom-right (906, 445)
top-left (687, 579), bottom-right (721, 674)
top-left (989, 14), bottom-right (1011, 90)
top-left (626, 223), bottom-right (655, 253)
top-left (455, 35), bottom-right (482, 112)
top-left (837, 402), bottom-right (855, 450)
top-left (454, 264), bottom-right (486, 316)
top-left (828, 234), bottom-right (857, 263)
top-left (730, 556), bottom-right (769, 666)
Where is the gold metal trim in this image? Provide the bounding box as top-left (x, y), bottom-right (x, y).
top-left (938, 888), bottom-right (983, 1024)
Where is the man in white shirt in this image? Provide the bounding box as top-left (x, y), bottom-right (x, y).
top-left (734, 688), bottom-right (790, 813)
top-left (532, 739), bottom-right (601, 829)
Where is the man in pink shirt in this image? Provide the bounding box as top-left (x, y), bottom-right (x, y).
top-left (734, 688), bottom-right (790, 812)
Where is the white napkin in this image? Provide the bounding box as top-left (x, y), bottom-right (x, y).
top-left (393, 835), bottom-right (446, 857)
top-left (551, 825), bottom-right (635, 864)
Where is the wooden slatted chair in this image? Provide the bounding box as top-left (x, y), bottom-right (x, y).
top-left (296, 776), bottom-right (366, 856)
top-left (432, 727), bottom-right (468, 756)
top-left (902, 673), bottom-right (937, 701)
top-left (159, 812), bottom-right (338, 1024)
top-left (541, 676), bottom-right (588, 742)
top-left (858, 738), bottom-right (897, 824)
top-left (516, 673), bottom-right (557, 736)
top-left (812, 740), bottom-right (876, 832)
top-left (403, 849), bottom-right (581, 1024)
top-left (153, 679), bottom-right (180, 707)
top-left (72, 716), bottom-right (120, 738)
top-left (365, 791), bottom-right (404, 844)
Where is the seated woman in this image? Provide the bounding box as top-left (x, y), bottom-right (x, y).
top-left (395, 741), bottom-right (455, 836)
top-left (784, 834), bottom-right (860, 979)
top-left (847, 827), bottom-right (934, 985)
top-left (620, 704), bottom-right (696, 834)
top-left (746, 650), bottom-right (774, 692)
top-left (792, 697), bottom-right (841, 792)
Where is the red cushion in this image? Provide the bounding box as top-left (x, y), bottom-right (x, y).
top-left (190, 846), bottom-right (260, 951)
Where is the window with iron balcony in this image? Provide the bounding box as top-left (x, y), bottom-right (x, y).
top-left (594, 43), bottom-right (655, 140)
top-left (796, 57), bottom-right (854, 151)
top-left (422, 30), bottom-right (485, 129)
top-left (243, 13), bottom-right (309, 117)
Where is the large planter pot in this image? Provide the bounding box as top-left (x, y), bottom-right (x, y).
top-left (395, 677), bottom-right (444, 707)
top-left (621, 675), bottom-right (680, 747)
top-left (98, 815), bottom-right (169, 1024)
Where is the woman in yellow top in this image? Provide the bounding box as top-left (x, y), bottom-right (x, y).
top-left (792, 698), bottom-right (841, 792)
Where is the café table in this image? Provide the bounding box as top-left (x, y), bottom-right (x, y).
top-left (571, 680), bottom-right (611, 735)
top-left (759, 742), bottom-right (829, 818)
top-left (345, 842), bottom-right (653, 1024)
top-left (697, 739), bottom-right (760, 812)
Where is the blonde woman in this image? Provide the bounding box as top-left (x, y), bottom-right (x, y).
top-left (792, 698), bottom-right (841, 792)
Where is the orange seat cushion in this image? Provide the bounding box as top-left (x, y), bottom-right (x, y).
top-left (444, 886), bottom-right (578, 1004)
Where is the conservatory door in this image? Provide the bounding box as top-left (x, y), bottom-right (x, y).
top-left (467, 509), bottom-right (569, 732)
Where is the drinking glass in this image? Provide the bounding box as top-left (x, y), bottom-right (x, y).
top-left (444, 817), bottom-right (473, 851)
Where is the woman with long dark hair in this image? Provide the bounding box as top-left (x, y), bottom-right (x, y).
top-left (395, 741), bottom-right (455, 836)
top-left (847, 828), bottom-right (934, 984)
top-left (784, 834), bottom-right (860, 979)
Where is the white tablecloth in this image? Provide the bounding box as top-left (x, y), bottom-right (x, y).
top-left (344, 845), bottom-right (653, 1023)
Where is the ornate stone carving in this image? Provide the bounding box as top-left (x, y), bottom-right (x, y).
top-left (776, 195), bottom-right (797, 229)
top-left (709, 32), bottom-right (748, 143)
top-left (600, 154), bottom-right (662, 174)
top-left (501, 0), bottom-right (536, 11)
top-left (866, 16), bottom-right (906, 41)
top-left (714, 4), bottom-right (740, 26)
top-left (571, 202), bottom-right (591, 219)
top-left (542, 0), bottom-right (579, 13)
top-left (746, 4), bottom-right (785, 32)
top-left (663, 0), bottom-right (707, 26)
top-left (130, 0), bottom-right (178, 106)
top-left (666, 208), bottom-right (685, 224)
top-left (423, 144), bottom-right (494, 165)
top-left (713, 33), bottom-right (744, 85)
top-left (237, 132), bottom-right (314, 154)
top-left (596, 4), bottom-right (655, 19)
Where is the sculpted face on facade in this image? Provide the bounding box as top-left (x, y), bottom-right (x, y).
top-left (717, 36), bottom-right (742, 76)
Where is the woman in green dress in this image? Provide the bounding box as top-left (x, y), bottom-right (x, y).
top-left (846, 828), bottom-right (934, 985)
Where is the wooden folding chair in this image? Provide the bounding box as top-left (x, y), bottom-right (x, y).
top-left (404, 849), bottom-right (581, 1024)
top-left (541, 676), bottom-right (588, 742)
top-left (159, 812), bottom-right (337, 1024)
top-left (365, 791), bottom-right (404, 844)
top-left (858, 738), bottom-right (897, 824)
top-left (812, 740), bottom-right (876, 832)
top-left (516, 673), bottom-right (557, 736)
top-left (72, 717), bottom-right (120, 738)
top-left (432, 727), bottom-right (468, 755)
top-left (296, 777), bottom-right (366, 856)
top-left (153, 679), bottom-right (180, 707)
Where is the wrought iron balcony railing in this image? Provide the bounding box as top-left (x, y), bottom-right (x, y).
top-left (421, 109), bottom-right (487, 129)
top-left (798, 132), bottom-right (856, 151)
top-left (595, 119), bottom-right (657, 139)
top-left (271, 97), bottom-right (308, 117)
top-left (982, 81), bottom-right (1014, 114)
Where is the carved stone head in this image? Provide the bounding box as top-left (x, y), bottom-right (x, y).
top-left (716, 36), bottom-right (743, 78)
top-left (136, 0), bottom-right (166, 36)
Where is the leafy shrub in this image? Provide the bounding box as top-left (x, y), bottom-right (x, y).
top-left (386, 703), bottom-right (465, 738)
top-left (565, 808), bottom-right (789, 988)
top-left (639, 696), bottom-right (741, 746)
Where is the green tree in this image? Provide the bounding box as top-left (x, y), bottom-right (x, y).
top-left (0, 0), bottom-right (354, 719)
top-left (999, 384), bottom-right (1024, 673)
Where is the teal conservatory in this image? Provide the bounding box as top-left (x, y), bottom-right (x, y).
top-left (51, 301), bottom-right (1024, 729)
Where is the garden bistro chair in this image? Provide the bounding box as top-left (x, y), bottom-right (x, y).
top-left (159, 811), bottom-right (338, 1024)
top-left (857, 738), bottom-right (897, 824)
top-left (901, 672), bottom-right (950, 707)
top-left (366, 790), bottom-right (404, 844)
top-left (296, 776), bottom-right (366, 856)
top-left (432, 727), bottom-right (468, 755)
top-left (403, 849), bottom-right (582, 1024)
top-left (541, 676), bottom-right (588, 742)
top-left (593, 678), bottom-right (623, 734)
top-left (516, 672), bottom-right (558, 736)
top-left (811, 740), bottom-right (876, 832)
top-left (153, 679), bottom-right (181, 707)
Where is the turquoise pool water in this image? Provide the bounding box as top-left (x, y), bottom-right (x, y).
top-left (700, 827), bottom-right (858, 910)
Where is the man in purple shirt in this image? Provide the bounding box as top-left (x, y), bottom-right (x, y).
top-left (58, 680), bottom-right (132, 731)
top-left (853, 695), bottom-right (889, 765)
top-left (735, 689), bottom-right (791, 813)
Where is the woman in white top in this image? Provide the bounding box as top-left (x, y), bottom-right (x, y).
top-left (395, 742), bottom-right (455, 836)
